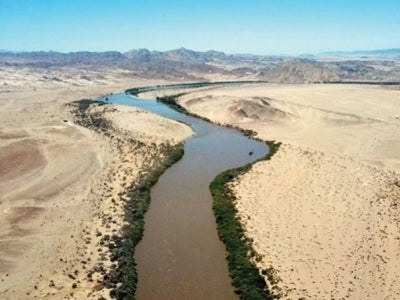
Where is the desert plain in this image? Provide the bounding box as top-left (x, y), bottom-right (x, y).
top-left (0, 61), bottom-right (400, 300)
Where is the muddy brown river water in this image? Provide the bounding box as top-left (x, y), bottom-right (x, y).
top-left (107, 92), bottom-right (269, 299)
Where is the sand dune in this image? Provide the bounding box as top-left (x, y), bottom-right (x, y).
top-left (178, 84), bottom-right (400, 171)
top-left (0, 68), bottom-right (192, 299)
top-left (176, 83), bottom-right (400, 299)
top-left (234, 145), bottom-right (400, 299)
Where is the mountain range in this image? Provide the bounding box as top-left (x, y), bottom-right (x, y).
top-left (1, 48), bottom-right (399, 83)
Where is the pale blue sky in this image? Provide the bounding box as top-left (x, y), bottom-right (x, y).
top-left (1, 0), bottom-right (399, 54)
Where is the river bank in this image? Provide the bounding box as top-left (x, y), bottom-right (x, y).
top-left (210, 140), bottom-right (281, 300)
top-left (109, 91), bottom-right (271, 299)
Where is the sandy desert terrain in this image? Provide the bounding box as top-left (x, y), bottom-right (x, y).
top-left (172, 84), bottom-right (400, 299)
top-left (0, 67), bottom-right (192, 299)
top-left (1, 64), bottom-right (400, 300)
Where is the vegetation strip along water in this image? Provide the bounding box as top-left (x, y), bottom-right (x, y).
top-left (210, 141), bottom-right (281, 299)
top-left (125, 80), bottom-right (268, 96)
top-left (108, 144), bottom-right (185, 299)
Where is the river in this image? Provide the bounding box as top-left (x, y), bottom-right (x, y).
top-left (105, 92), bottom-right (269, 299)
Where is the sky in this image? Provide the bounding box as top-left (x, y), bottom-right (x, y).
top-left (1, 0), bottom-right (399, 55)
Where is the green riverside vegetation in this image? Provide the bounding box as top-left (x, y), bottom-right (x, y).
top-left (210, 140), bottom-right (281, 300)
top-left (125, 80), bottom-right (268, 96)
top-left (109, 144), bottom-right (184, 299)
top-left (156, 94), bottom-right (213, 123)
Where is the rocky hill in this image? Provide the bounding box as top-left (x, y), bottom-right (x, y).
top-left (262, 60), bottom-right (338, 83)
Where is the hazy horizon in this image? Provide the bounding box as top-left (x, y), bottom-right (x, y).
top-left (1, 0), bottom-right (400, 55)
